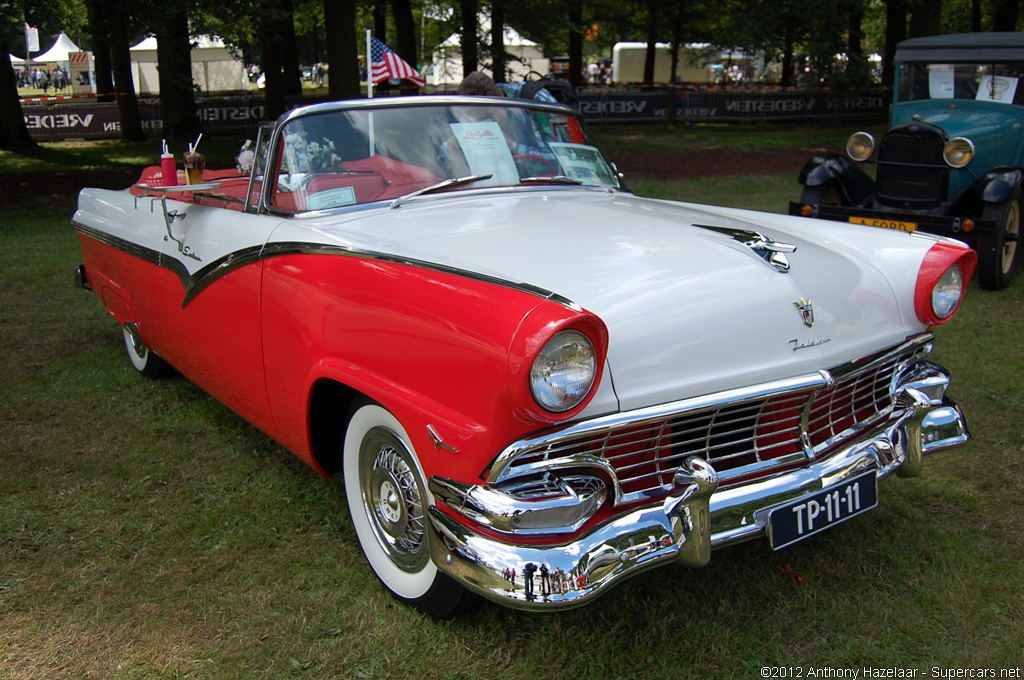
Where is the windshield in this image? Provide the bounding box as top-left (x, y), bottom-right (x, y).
top-left (898, 62), bottom-right (1024, 105)
top-left (266, 101), bottom-right (620, 213)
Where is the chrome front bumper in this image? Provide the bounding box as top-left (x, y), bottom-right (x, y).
top-left (426, 363), bottom-right (969, 610)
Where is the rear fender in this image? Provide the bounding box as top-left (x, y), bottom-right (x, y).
top-left (798, 153), bottom-right (876, 207)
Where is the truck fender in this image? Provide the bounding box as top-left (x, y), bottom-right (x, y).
top-left (797, 152), bottom-right (876, 207)
top-left (975, 167), bottom-right (1024, 204)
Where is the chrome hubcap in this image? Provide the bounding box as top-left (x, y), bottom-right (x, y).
top-left (359, 427), bottom-right (428, 573)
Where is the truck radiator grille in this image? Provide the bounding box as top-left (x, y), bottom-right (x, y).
top-left (876, 130), bottom-right (947, 207)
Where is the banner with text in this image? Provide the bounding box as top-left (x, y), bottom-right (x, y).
top-left (23, 91), bottom-right (886, 141)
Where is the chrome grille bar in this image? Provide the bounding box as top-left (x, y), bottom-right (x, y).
top-left (489, 335), bottom-right (933, 505)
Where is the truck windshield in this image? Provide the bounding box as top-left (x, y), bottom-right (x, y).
top-left (898, 62), bottom-right (1024, 105)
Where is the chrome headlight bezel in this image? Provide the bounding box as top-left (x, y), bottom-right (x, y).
top-left (943, 137), bottom-right (975, 169)
top-left (845, 131), bottom-right (875, 162)
top-left (530, 330), bottom-right (597, 413)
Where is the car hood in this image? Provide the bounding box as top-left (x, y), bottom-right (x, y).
top-left (281, 190), bottom-right (930, 411)
top-left (893, 100), bottom-right (1023, 169)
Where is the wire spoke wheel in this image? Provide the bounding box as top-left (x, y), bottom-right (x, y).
top-left (359, 429), bottom-right (429, 573)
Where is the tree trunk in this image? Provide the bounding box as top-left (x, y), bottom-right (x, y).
top-left (846, 0), bottom-right (869, 86)
top-left (781, 23), bottom-right (795, 87)
top-left (107, 3), bottom-right (145, 142)
top-left (669, 0), bottom-right (686, 85)
top-left (374, 3), bottom-right (387, 42)
top-left (491, 0), bottom-right (506, 82)
top-left (155, 7), bottom-right (201, 142)
top-left (568, 0), bottom-right (584, 88)
top-left (907, 0), bottom-right (941, 38)
top-left (882, 0), bottom-right (907, 90)
top-left (324, 0), bottom-right (361, 99)
top-left (280, 0), bottom-right (302, 97)
top-left (261, 0), bottom-right (286, 117)
top-left (84, 0), bottom-right (115, 101)
top-left (460, 0), bottom-right (478, 76)
top-left (0, 30), bottom-right (36, 150)
top-left (643, 0), bottom-right (658, 84)
top-left (991, 0), bottom-right (1021, 30)
top-left (392, 0), bottom-right (417, 66)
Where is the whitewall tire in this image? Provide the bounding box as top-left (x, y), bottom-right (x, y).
top-left (122, 322), bottom-right (170, 379)
top-left (342, 401), bottom-right (469, 617)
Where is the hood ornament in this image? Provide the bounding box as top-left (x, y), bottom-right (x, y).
top-left (696, 225), bottom-right (797, 273)
top-left (794, 297), bottom-right (814, 327)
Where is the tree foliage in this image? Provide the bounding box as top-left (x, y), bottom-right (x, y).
top-left (5, 0), bottom-right (1024, 153)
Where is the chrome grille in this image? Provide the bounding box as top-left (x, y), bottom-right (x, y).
top-left (499, 349), bottom-right (916, 504)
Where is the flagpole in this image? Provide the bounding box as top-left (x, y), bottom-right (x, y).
top-left (366, 29), bottom-right (373, 100)
top-left (366, 29), bottom-right (375, 157)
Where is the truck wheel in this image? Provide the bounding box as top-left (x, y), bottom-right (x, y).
top-left (343, 400), bottom-right (470, 618)
top-left (122, 322), bottom-right (171, 379)
top-left (978, 189), bottom-right (1022, 290)
top-left (800, 183), bottom-right (844, 207)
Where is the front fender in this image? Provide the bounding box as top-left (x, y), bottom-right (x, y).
top-left (974, 167), bottom-right (1024, 204)
top-left (798, 153), bottom-right (876, 207)
top-left (307, 356), bottom-right (490, 482)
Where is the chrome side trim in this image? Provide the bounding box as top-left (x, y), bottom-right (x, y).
top-left (426, 424), bottom-right (460, 454)
top-left (72, 219), bottom-right (581, 312)
top-left (74, 219), bottom-right (264, 309)
top-left (258, 242), bottom-right (583, 310)
top-left (72, 220), bottom-right (162, 269)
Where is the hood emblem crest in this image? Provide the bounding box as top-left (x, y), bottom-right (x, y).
top-left (794, 297), bottom-right (815, 327)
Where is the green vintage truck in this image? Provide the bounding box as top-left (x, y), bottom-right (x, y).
top-left (792, 32), bottom-right (1024, 290)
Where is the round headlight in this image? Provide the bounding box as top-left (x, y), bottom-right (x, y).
top-left (931, 265), bottom-right (964, 319)
top-left (943, 137), bottom-right (975, 168)
top-left (845, 131), bottom-right (875, 162)
top-left (530, 330), bottom-right (597, 413)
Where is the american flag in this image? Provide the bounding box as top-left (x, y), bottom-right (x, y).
top-left (370, 36), bottom-right (425, 86)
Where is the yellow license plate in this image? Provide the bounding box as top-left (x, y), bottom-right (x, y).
top-left (849, 216), bottom-right (918, 232)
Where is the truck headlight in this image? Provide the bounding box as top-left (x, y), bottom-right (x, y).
top-left (530, 330), bottom-right (597, 413)
top-left (943, 137), bottom-right (975, 168)
top-left (845, 131), bottom-right (875, 162)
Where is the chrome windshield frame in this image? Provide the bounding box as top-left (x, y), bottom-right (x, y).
top-left (258, 95), bottom-right (619, 216)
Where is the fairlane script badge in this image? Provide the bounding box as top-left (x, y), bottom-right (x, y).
top-left (790, 336), bottom-right (831, 351)
top-left (794, 297), bottom-right (814, 327)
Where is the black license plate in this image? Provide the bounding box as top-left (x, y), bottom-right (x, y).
top-left (768, 471), bottom-right (878, 550)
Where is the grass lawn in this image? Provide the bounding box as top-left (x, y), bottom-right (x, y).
top-left (1, 127), bottom-right (1021, 679)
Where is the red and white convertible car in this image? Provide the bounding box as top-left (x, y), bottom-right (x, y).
top-left (74, 96), bottom-right (974, 616)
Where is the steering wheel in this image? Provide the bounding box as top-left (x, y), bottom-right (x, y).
top-left (513, 153), bottom-right (557, 177)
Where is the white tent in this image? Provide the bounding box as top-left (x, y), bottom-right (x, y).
top-left (129, 34), bottom-right (249, 94)
top-left (10, 54), bottom-right (24, 65)
top-left (429, 17), bottom-right (549, 86)
top-left (32, 32), bottom-right (81, 64)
